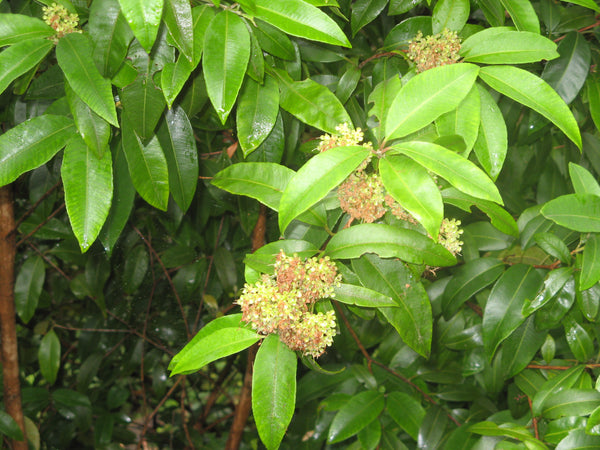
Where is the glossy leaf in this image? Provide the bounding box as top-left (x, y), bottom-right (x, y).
top-left (0, 115), bottom-right (75, 187)
top-left (39, 329), bottom-right (61, 385)
top-left (334, 284), bottom-right (398, 308)
top-left (432, 0), bottom-right (469, 34)
top-left (588, 74), bottom-right (600, 132)
top-left (417, 406), bottom-right (448, 449)
top-left (203, 11), bottom-right (250, 124)
top-left (390, 141), bottom-right (503, 204)
top-left (117, 0), bottom-right (163, 52)
top-left (253, 334), bottom-right (297, 450)
top-left (15, 256), bottom-right (45, 324)
top-left (156, 106), bottom-right (198, 212)
top-left (160, 57), bottom-right (193, 109)
top-left (531, 365), bottom-right (585, 415)
top-left (543, 389), bottom-right (600, 419)
top-left (478, 65), bottom-right (581, 149)
top-left (556, 429), bottom-right (600, 449)
top-left (380, 155), bottom-right (443, 239)
top-left (581, 234), bottom-right (600, 290)
top-left (534, 232), bottom-right (571, 264)
top-left (569, 162), bottom-right (600, 196)
top-left (0, 38), bottom-right (53, 96)
top-left (436, 84), bottom-right (480, 155)
top-left (386, 392), bottom-right (425, 440)
top-left (278, 145), bottom-right (371, 233)
top-left (351, 0), bottom-right (388, 36)
top-left (473, 84), bottom-right (507, 180)
top-left (254, 19), bottom-right (295, 60)
top-left (368, 75), bottom-right (402, 140)
top-left (499, 0), bottom-right (540, 32)
top-left (0, 411), bottom-right (24, 442)
top-left (385, 63), bottom-right (480, 140)
top-left (253, 0), bottom-right (350, 47)
top-left (564, 315), bottom-right (594, 361)
top-left (163, 0), bottom-right (194, 62)
top-left (327, 390), bottom-right (384, 443)
top-left (523, 267), bottom-right (574, 315)
top-left (62, 136), bottom-right (113, 252)
top-left (237, 75), bottom-right (279, 156)
top-left (501, 316), bottom-right (547, 378)
top-left (325, 223), bottom-right (456, 267)
top-left (482, 264), bottom-right (543, 359)
top-left (542, 194), bottom-right (600, 232)
top-left (0, 13), bottom-right (53, 46)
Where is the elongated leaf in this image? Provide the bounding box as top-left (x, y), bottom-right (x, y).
top-left (542, 31), bottom-right (590, 104)
top-left (523, 267), bottom-right (574, 316)
top-left (543, 389), bottom-right (600, 419)
top-left (418, 406), bottom-right (448, 449)
top-left (0, 411), bottom-right (24, 442)
top-left (156, 106), bottom-right (198, 212)
top-left (482, 264), bottom-right (543, 359)
top-left (391, 141), bottom-right (503, 203)
top-left (351, 0), bottom-right (388, 37)
top-left (532, 365), bottom-right (586, 416)
top-left (253, 334), bottom-right (297, 450)
top-left (380, 155), bottom-right (443, 239)
top-left (254, 19), bottom-right (295, 60)
top-left (386, 392), bottom-right (425, 440)
top-left (163, 0), bottom-right (194, 62)
top-left (432, 0), bottom-right (470, 33)
top-left (334, 284), bottom-right (397, 307)
top-left (569, 163), bottom-right (600, 196)
top-left (160, 57), bottom-right (193, 109)
top-left (474, 83), bottom-right (507, 180)
top-left (39, 329), bottom-right (61, 385)
top-left (328, 390), bottom-right (385, 443)
top-left (237, 75), bottom-right (279, 156)
top-left (326, 223), bottom-right (456, 266)
top-left (368, 75), bottom-right (403, 140)
top-left (460, 29), bottom-right (558, 64)
top-left (385, 63), bottom-right (479, 140)
top-left (353, 254), bottom-right (433, 357)
top-left (117, 0), bottom-right (163, 52)
top-left (212, 162), bottom-right (294, 211)
top-left (587, 74), bottom-right (600, 133)
top-left (0, 38), bottom-right (53, 96)
top-left (501, 316), bottom-right (547, 378)
top-left (0, 115), bottom-right (75, 187)
top-left (253, 0), bottom-right (350, 47)
top-left (564, 315), bottom-right (594, 362)
top-left (15, 256), bottom-right (45, 324)
top-left (56, 33), bottom-right (118, 127)
top-left (121, 119), bottom-right (169, 210)
top-left (190, 6), bottom-right (214, 66)
top-left (436, 84), bottom-right (480, 154)
top-left (541, 194), bottom-right (600, 232)
top-left (277, 71), bottom-right (352, 134)
top-left (279, 145), bottom-right (371, 233)
top-left (581, 234), bottom-right (600, 290)
top-left (478, 65), bottom-right (581, 149)
top-left (557, 429), bottom-right (600, 449)
top-left (499, 0), bottom-right (540, 32)
top-left (0, 13), bottom-right (54, 46)
top-left (203, 11), bottom-right (250, 124)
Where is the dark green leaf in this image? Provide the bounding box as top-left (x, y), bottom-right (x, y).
top-left (0, 38), bottom-right (53, 96)
top-left (163, 0), bottom-right (194, 63)
top-left (523, 267), bottom-right (574, 315)
top-left (542, 194), bottom-right (600, 232)
top-left (351, 0), bottom-right (388, 37)
top-left (499, 0), bottom-right (540, 32)
top-left (254, 20), bottom-right (295, 60)
top-left (543, 389), bottom-right (600, 419)
top-left (501, 316), bottom-right (547, 378)
top-left (0, 13), bottom-right (53, 46)
top-left (327, 390), bottom-right (384, 443)
top-left (386, 392), bottom-right (425, 440)
top-left (0, 410), bottom-right (24, 441)
top-left (333, 284), bottom-right (397, 308)
top-left (15, 256), bottom-right (45, 324)
top-left (117, 0), bottom-right (163, 52)
top-left (417, 406), bottom-right (448, 449)
top-left (564, 315), bottom-right (594, 361)
top-left (534, 232), bottom-right (571, 264)
top-left (39, 329), bottom-right (61, 385)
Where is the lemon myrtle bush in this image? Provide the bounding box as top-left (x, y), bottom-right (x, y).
top-left (2, 0), bottom-right (600, 448)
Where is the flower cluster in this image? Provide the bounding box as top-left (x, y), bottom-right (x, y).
top-left (438, 218), bottom-right (464, 255)
top-left (237, 251), bottom-right (341, 358)
top-left (317, 123), bottom-right (371, 153)
top-left (338, 171), bottom-right (387, 223)
top-left (43, 3), bottom-right (82, 43)
top-left (407, 28), bottom-right (461, 73)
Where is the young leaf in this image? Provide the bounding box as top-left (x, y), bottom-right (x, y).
top-left (568, 162), bottom-right (600, 196)
top-left (541, 194), bottom-right (600, 232)
top-left (117, 0), bottom-right (163, 53)
top-left (253, 334), bottom-right (297, 450)
top-left (15, 256), bottom-right (45, 324)
top-left (203, 11), bottom-right (250, 124)
top-left (581, 234), bottom-right (600, 290)
top-left (0, 39), bottom-right (53, 96)
top-left (278, 145), bottom-right (371, 233)
top-left (39, 329), bottom-right (61, 385)
top-left (333, 284), bottom-right (398, 308)
top-left (436, 84), bottom-right (480, 155)
top-left (542, 389), bottom-right (600, 419)
top-left (499, 0), bottom-right (540, 33)
top-left (327, 391), bottom-right (385, 443)
top-left (0, 13), bottom-right (54, 46)
top-left (473, 83), bottom-right (507, 180)
top-left (432, 0), bottom-right (469, 34)
top-left (478, 65), bottom-right (581, 149)
top-left (0, 115), bottom-right (75, 187)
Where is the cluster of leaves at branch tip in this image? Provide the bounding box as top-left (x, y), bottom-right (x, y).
top-left (42, 3), bottom-right (82, 44)
top-left (408, 28), bottom-right (461, 73)
top-left (236, 251), bottom-right (341, 358)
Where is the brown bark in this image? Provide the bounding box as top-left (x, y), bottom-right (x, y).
top-left (0, 185), bottom-right (27, 449)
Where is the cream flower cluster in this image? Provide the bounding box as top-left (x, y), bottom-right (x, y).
top-left (408, 28), bottom-right (461, 73)
top-left (43, 3), bottom-right (82, 43)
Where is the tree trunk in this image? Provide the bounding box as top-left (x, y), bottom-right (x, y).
top-left (0, 185), bottom-right (27, 449)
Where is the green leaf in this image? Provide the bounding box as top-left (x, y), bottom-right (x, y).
top-left (460, 29), bottom-right (558, 64)
top-left (534, 232), bottom-right (571, 264)
top-left (56, 33), bottom-right (118, 127)
top-left (501, 316), bottom-right (547, 378)
top-left (212, 162), bottom-right (294, 211)
top-left (15, 256), bottom-right (45, 324)
top-left (0, 13), bottom-right (54, 46)
top-left (253, 334), bottom-right (297, 450)
top-left (278, 145), bottom-right (370, 233)
top-left (252, 0), bottom-right (350, 47)
top-left (468, 421), bottom-right (543, 445)
top-left (482, 264), bottom-right (544, 359)
top-left (380, 155), bottom-right (443, 239)
top-left (254, 19), bottom-right (295, 60)
top-left (576, 283), bottom-right (600, 322)
top-left (581, 234), bottom-right (600, 290)
top-left (569, 162), bottom-right (600, 196)
top-left (0, 115), bottom-right (75, 187)
top-left (203, 11), bottom-right (250, 124)
top-left (277, 71), bottom-right (352, 134)
top-left (556, 429), bottom-right (600, 449)
top-left (163, 0), bottom-right (194, 63)
top-left (543, 389), bottom-right (600, 419)
top-left (532, 365), bottom-right (586, 416)
top-left (88, 0), bottom-right (133, 78)
top-left (122, 245), bottom-right (148, 294)
top-left (0, 410), bottom-right (24, 442)
top-left (385, 63), bottom-right (480, 140)
top-left (65, 82), bottom-right (111, 158)
top-left (190, 5), bottom-right (215, 66)
top-left (244, 239), bottom-right (319, 274)
top-left (368, 75), bottom-right (403, 140)
top-left (478, 65), bottom-right (581, 149)
top-left (0, 38), bottom-right (53, 96)
top-left (523, 267), bottom-right (574, 315)
top-left (39, 329), bottom-right (61, 385)
top-left (325, 223), bottom-right (456, 266)
top-left (122, 119), bottom-right (169, 210)
top-left (156, 105), bottom-right (198, 212)
top-left (352, 254), bottom-right (433, 357)
top-left (542, 31), bottom-right (590, 104)
top-left (237, 75), bottom-right (279, 156)
top-left (117, 0), bottom-right (163, 52)
top-left (417, 406), bottom-right (448, 449)
top-left (587, 74), bottom-right (600, 133)
top-left (333, 284), bottom-right (398, 308)
top-left (473, 84), bottom-right (507, 180)
top-left (386, 392), bottom-right (425, 440)
top-left (327, 390), bottom-right (385, 443)
top-left (358, 418), bottom-right (381, 450)
top-left (391, 141), bottom-right (503, 203)
top-left (564, 315), bottom-right (594, 362)
top-left (160, 57), bottom-right (193, 109)
top-left (541, 194), bottom-right (600, 232)
top-left (432, 0), bottom-right (470, 34)
top-left (351, 0), bottom-right (388, 37)
top-left (499, 0), bottom-right (540, 33)
top-left (442, 257), bottom-right (505, 317)
top-left (436, 84), bottom-right (480, 155)
top-left (169, 314), bottom-right (260, 375)
top-left (62, 136), bottom-right (113, 252)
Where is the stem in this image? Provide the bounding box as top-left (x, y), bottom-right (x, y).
top-left (0, 185), bottom-right (27, 449)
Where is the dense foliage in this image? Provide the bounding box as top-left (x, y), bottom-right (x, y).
top-left (3, 0), bottom-right (600, 448)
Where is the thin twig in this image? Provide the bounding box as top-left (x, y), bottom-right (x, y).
top-left (10, 180), bottom-right (62, 237)
top-left (15, 203), bottom-right (65, 247)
